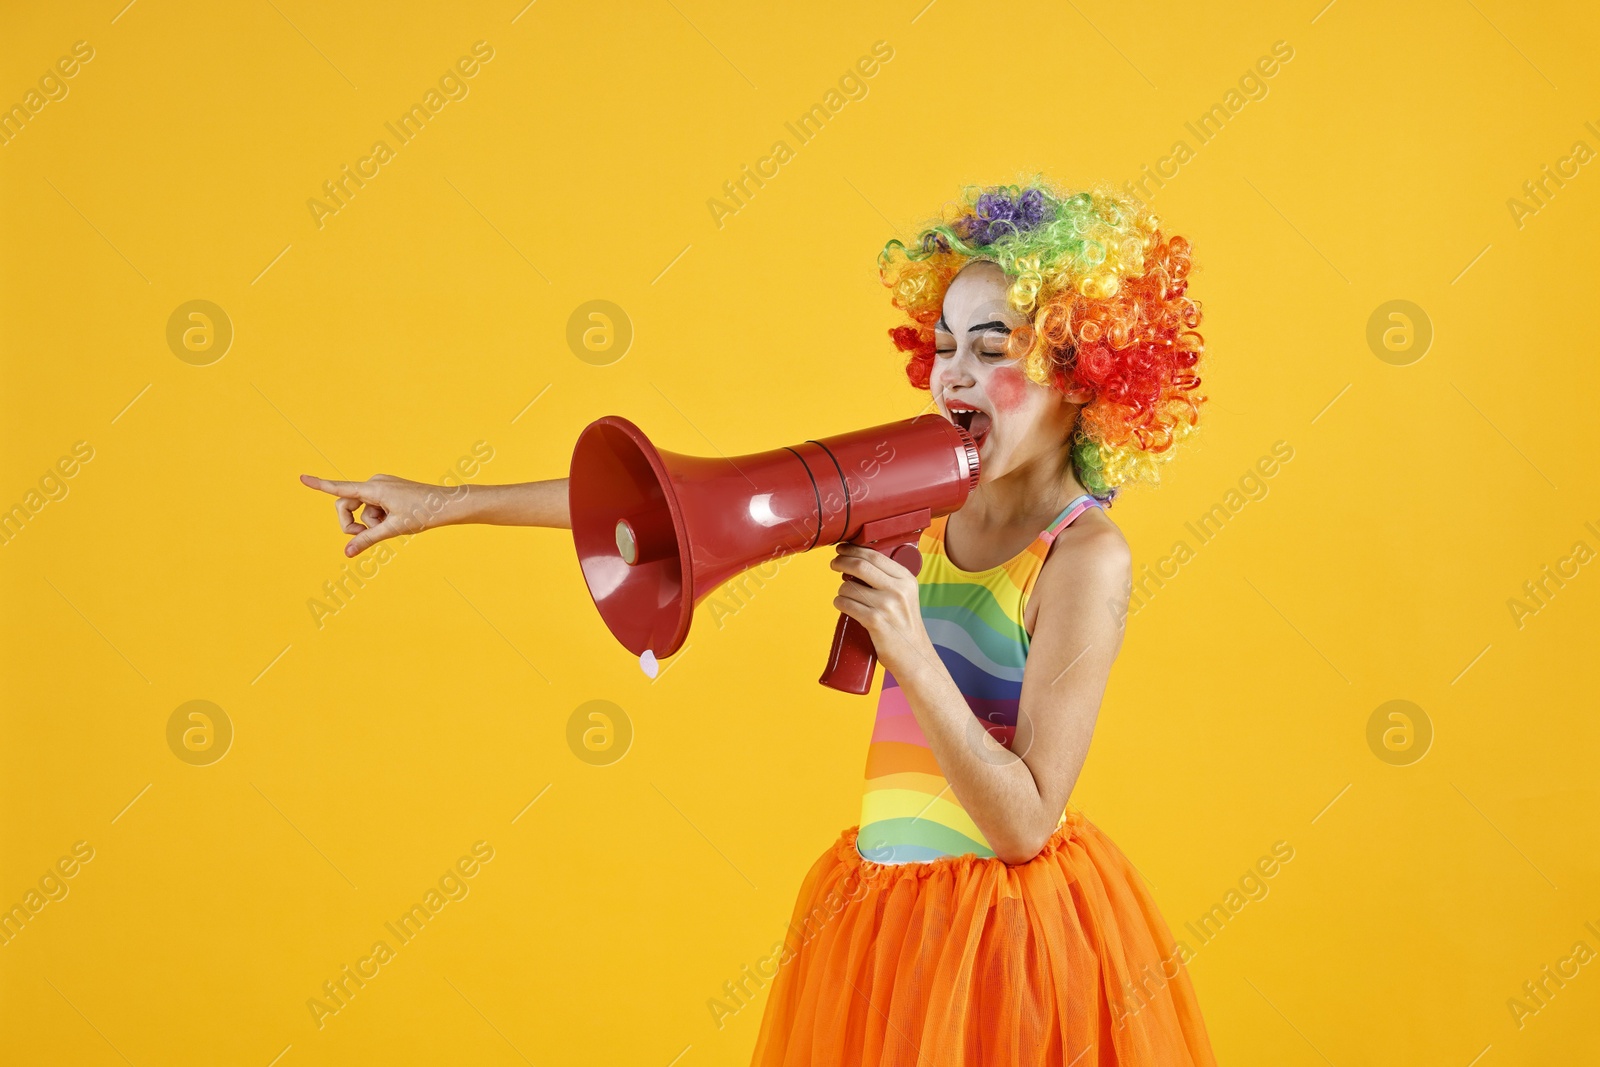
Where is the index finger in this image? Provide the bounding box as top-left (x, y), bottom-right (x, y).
top-left (300, 474), bottom-right (377, 500)
top-left (837, 542), bottom-right (914, 581)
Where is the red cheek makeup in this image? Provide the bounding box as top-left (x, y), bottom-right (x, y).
top-left (987, 365), bottom-right (1029, 413)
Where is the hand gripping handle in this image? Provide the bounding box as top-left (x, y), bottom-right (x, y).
top-left (819, 509), bottom-right (929, 695)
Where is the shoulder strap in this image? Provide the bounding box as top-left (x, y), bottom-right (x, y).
top-left (1019, 494), bottom-right (1103, 633)
top-left (1038, 494), bottom-right (1101, 545)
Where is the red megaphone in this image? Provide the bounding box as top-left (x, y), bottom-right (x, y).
top-left (568, 413), bottom-right (980, 694)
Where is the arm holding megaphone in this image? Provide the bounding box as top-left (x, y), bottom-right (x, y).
top-left (298, 473), bottom-right (571, 557)
top-left (823, 511), bottom-right (936, 693)
top-left (828, 538), bottom-right (940, 696)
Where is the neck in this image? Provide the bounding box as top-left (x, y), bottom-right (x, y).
top-left (963, 434), bottom-right (1090, 528)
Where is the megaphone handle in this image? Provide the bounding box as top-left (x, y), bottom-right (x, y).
top-left (819, 542), bottom-right (923, 695)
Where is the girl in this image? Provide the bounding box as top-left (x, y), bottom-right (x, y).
top-left (301, 178), bottom-right (1215, 1065)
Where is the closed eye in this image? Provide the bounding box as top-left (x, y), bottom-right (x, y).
top-left (935, 327), bottom-right (1009, 357)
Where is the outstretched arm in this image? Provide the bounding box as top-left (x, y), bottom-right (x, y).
top-left (449, 479), bottom-right (571, 530)
top-left (831, 525), bottom-right (1132, 864)
top-left (299, 474), bottom-right (571, 556)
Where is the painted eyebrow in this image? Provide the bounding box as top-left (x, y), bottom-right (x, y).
top-left (934, 318), bottom-right (1011, 333)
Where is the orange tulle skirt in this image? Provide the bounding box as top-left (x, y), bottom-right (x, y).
top-left (749, 809), bottom-right (1217, 1066)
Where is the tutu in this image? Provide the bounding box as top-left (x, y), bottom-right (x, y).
top-left (749, 809), bottom-right (1218, 1066)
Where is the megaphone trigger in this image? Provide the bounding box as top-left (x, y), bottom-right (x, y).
top-left (889, 542), bottom-right (923, 577)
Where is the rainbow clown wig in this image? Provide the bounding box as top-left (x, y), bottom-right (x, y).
top-left (879, 178), bottom-right (1206, 504)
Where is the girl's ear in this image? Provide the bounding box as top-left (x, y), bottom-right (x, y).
top-left (1050, 360), bottom-right (1093, 407)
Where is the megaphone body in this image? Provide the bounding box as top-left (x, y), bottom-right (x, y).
top-left (568, 414), bottom-right (981, 693)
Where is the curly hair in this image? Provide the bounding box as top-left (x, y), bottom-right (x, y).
top-left (878, 177), bottom-right (1206, 504)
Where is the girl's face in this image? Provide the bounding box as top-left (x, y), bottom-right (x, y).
top-left (930, 260), bottom-right (1081, 484)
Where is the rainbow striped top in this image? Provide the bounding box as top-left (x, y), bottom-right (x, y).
top-left (855, 493), bottom-right (1104, 864)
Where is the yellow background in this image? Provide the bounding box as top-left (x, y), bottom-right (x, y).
top-left (3, 0), bottom-right (1597, 1063)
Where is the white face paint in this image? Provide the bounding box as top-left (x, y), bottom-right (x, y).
top-left (929, 260), bottom-right (1079, 484)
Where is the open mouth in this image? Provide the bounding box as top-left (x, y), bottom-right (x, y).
top-left (947, 403), bottom-right (993, 450)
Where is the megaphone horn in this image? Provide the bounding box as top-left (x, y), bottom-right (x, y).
top-left (568, 413), bottom-right (980, 694)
